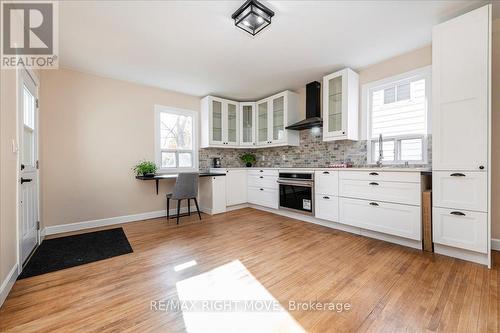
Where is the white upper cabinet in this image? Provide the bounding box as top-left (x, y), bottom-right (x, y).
top-left (225, 100), bottom-right (239, 146)
top-left (202, 91), bottom-right (299, 148)
top-left (432, 5), bottom-right (490, 171)
top-left (323, 68), bottom-right (359, 141)
top-left (256, 98), bottom-right (270, 145)
top-left (201, 96), bottom-right (239, 148)
top-left (239, 102), bottom-right (256, 147)
top-left (256, 91), bottom-right (299, 147)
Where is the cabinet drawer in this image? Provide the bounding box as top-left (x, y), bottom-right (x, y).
top-left (248, 175), bottom-right (278, 189)
top-left (248, 169), bottom-right (278, 177)
top-left (433, 171), bottom-right (487, 212)
top-left (315, 194), bottom-right (339, 222)
top-left (339, 198), bottom-right (421, 241)
top-left (339, 179), bottom-right (420, 205)
top-left (433, 207), bottom-right (487, 253)
top-left (314, 171), bottom-right (339, 196)
top-left (248, 187), bottom-right (278, 209)
top-left (339, 171), bottom-right (420, 183)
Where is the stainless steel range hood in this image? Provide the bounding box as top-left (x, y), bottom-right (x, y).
top-left (286, 81), bottom-right (322, 130)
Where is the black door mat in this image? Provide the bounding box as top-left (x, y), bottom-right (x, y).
top-left (19, 227), bottom-right (133, 279)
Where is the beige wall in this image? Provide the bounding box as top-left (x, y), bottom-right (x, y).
top-left (0, 69), bottom-right (19, 287)
top-left (39, 69), bottom-right (200, 227)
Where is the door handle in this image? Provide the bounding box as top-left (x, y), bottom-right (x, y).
top-left (369, 202), bottom-right (379, 206)
top-left (21, 164), bottom-right (25, 170)
top-left (20, 178), bottom-right (32, 184)
top-left (323, 171), bottom-right (330, 174)
top-left (369, 172), bottom-right (379, 176)
top-left (450, 211), bottom-right (466, 216)
top-left (369, 182), bottom-right (379, 186)
top-left (323, 196), bottom-right (330, 199)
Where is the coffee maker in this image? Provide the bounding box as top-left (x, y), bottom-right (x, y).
top-left (212, 157), bottom-right (222, 168)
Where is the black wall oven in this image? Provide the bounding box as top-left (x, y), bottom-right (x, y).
top-left (277, 172), bottom-right (314, 215)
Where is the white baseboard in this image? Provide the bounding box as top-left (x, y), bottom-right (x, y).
top-left (491, 238), bottom-right (500, 251)
top-left (0, 264), bottom-right (18, 308)
top-left (44, 206), bottom-right (197, 236)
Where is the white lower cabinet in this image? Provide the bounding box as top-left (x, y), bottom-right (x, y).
top-left (339, 179), bottom-right (420, 206)
top-left (248, 187), bottom-right (278, 209)
top-left (226, 170), bottom-right (248, 206)
top-left (315, 194), bottom-right (339, 221)
top-left (339, 197), bottom-right (421, 241)
top-left (433, 207), bottom-right (487, 253)
top-left (315, 171), bottom-right (339, 196)
top-left (433, 171), bottom-right (487, 212)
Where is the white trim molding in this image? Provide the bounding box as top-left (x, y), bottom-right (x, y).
top-left (491, 238), bottom-right (500, 251)
top-left (44, 207), bottom-right (197, 236)
top-left (0, 264), bottom-right (19, 308)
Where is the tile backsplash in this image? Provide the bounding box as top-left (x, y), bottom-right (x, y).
top-left (199, 128), bottom-right (431, 170)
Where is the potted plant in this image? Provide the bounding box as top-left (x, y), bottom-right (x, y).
top-left (240, 153), bottom-right (256, 167)
top-left (133, 160), bottom-right (157, 177)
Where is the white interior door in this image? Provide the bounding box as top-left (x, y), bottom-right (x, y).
top-left (19, 70), bottom-right (39, 264)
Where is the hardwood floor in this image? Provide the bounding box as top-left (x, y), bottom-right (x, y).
top-left (0, 207), bottom-right (499, 332)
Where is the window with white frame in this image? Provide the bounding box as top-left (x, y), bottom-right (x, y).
top-left (155, 106), bottom-right (198, 172)
top-left (366, 67), bottom-right (430, 164)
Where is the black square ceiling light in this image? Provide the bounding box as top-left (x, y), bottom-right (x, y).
top-left (231, 0), bottom-right (275, 36)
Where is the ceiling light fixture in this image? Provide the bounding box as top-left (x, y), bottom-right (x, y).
top-left (231, 0), bottom-right (274, 36)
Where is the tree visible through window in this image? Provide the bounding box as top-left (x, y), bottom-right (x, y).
top-left (155, 106), bottom-right (197, 171)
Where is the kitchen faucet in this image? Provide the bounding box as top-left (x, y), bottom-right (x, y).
top-left (376, 134), bottom-right (383, 167)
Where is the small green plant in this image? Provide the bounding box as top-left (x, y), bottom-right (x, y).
top-left (133, 160), bottom-right (157, 176)
top-left (240, 153), bottom-right (257, 167)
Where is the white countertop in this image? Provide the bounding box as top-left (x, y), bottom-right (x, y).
top-left (210, 167), bottom-right (431, 172)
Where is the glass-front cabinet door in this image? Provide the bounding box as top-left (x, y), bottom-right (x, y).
top-left (271, 95), bottom-right (285, 143)
top-left (210, 97), bottom-right (224, 145)
top-left (257, 99), bottom-right (270, 145)
top-left (322, 68), bottom-right (359, 141)
top-left (327, 75), bottom-right (343, 135)
top-left (240, 102), bottom-right (255, 146)
top-left (224, 101), bottom-right (239, 146)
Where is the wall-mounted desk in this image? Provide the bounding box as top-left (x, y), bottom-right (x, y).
top-left (136, 173), bottom-right (226, 195)
top-left (136, 173), bottom-right (227, 215)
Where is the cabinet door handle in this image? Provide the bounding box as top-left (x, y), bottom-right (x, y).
top-left (259, 176), bottom-right (264, 179)
top-left (450, 211), bottom-right (466, 216)
top-left (369, 172), bottom-right (379, 176)
top-left (323, 171), bottom-right (330, 174)
top-left (260, 188), bottom-right (264, 191)
top-left (369, 182), bottom-right (379, 186)
top-left (323, 196), bottom-right (330, 200)
top-left (450, 173), bottom-right (465, 177)
top-left (369, 202), bottom-right (379, 206)
top-left (20, 178), bottom-right (32, 184)
top-left (479, 165), bottom-right (485, 170)
top-left (259, 170), bottom-right (264, 172)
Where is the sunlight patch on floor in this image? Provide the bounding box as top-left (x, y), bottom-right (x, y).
top-left (175, 260), bottom-right (305, 333)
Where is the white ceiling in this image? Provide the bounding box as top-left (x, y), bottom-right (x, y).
top-left (59, 0), bottom-right (490, 100)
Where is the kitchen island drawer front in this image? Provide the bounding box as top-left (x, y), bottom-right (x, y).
top-left (314, 171), bottom-right (339, 195)
top-left (315, 194), bottom-right (339, 221)
top-left (433, 208), bottom-right (487, 253)
top-left (248, 187), bottom-right (278, 209)
top-left (339, 179), bottom-right (420, 206)
top-left (248, 175), bottom-right (278, 189)
top-left (433, 171), bottom-right (487, 212)
top-left (339, 198), bottom-right (421, 240)
top-left (248, 169), bottom-right (279, 177)
top-left (339, 171), bottom-right (420, 183)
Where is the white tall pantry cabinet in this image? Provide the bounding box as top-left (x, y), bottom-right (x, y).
top-left (431, 5), bottom-right (491, 266)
